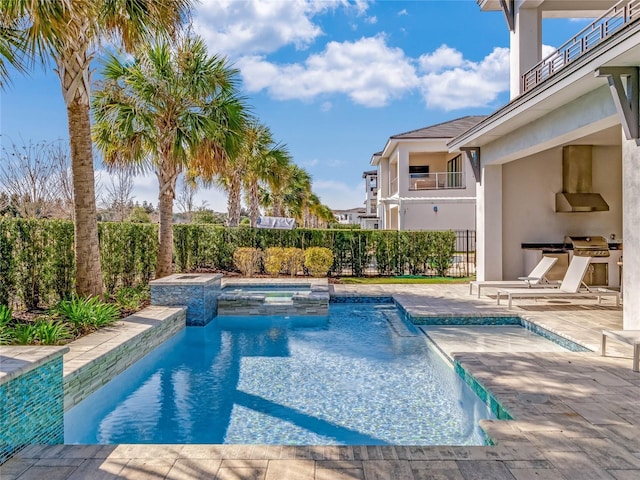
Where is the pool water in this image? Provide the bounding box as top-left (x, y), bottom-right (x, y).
top-left (65, 304), bottom-right (494, 445)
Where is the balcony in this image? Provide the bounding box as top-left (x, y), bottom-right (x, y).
top-left (522, 0), bottom-right (640, 93)
top-left (409, 172), bottom-right (464, 191)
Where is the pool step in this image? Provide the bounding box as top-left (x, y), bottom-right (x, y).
top-left (382, 310), bottom-right (420, 337)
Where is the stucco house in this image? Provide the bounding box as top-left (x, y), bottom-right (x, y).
top-left (371, 116), bottom-right (486, 231)
top-left (449, 0), bottom-right (635, 326)
top-left (360, 169), bottom-right (379, 229)
top-left (332, 207), bottom-right (366, 226)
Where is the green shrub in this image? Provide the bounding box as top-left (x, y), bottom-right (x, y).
top-left (304, 247), bottom-right (334, 277)
top-left (0, 305), bottom-right (12, 345)
top-left (9, 323), bottom-right (37, 345)
top-left (33, 317), bottom-right (73, 345)
top-left (53, 296), bottom-right (120, 335)
top-left (283, 248), bottom-right (304, 276)
top-left (112, 285), bottom-right (150, 314)
top-left (263, 247), bottom-right (286, 276)
top-left (0, 304), bottom-right (11, 326)
top-left (233, 247), bottom-right (262, 277)
top-left (427, 231), bottom-right (456, 276)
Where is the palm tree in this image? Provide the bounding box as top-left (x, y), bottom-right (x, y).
top-left (241, 122), bottom-right (291, 227)
top-left (282, 165), bottom-right (313, 224)
top-left (217, 151), bottom-right (245, 227)
top-left (0, 0), bottom-right (192, 295)
top-left (261, 149), bottom-right (293, 218)
top-left (93, 35), bottom-right (246, 278)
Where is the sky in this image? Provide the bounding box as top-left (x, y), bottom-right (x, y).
top-left (0, 0), bottom-right (588, 213)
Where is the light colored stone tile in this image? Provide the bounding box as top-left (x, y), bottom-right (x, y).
top-left (544, 451), bottom-right (615, 480)
top-left (34, 458), bottom-right (85, 467)
top-left (579, 438), bottom-right (640, 469)
top-left (316, 461), bottom-right (363, 470)
top-left (609, 470), bottom-right (640, 480)
top-left (118, 458), bottom-right (175, 480)
top-left (407, 447), bottom-right (442, 461)
top-left (216, 466), bottom-right (266, 480)
top-left (509, 469), bottom-right (567, 480)
top-left (66, 458), bottom-right (128, 480)
top-left (165, 459), bottom-right (221, 480)
top-left (221, 460), bottom-right (268, 469)
top-left (179, 445), bottom-right (228, 459)
top-left (264, 459), bottom-right (314, 480)
top-left (12, 466), bottom-right (75, 480)
top-left (524, 431), bottom-right (581, 452)
top-left (316, 468), bottom-right (365, 480)
top-left (412, 468), bottom-right (464, 480)
top-left (108, 444), bottom-right (182, 459)
top-left (564, 402), bottom-right (630, 425)
top-left (363, 460), bottom-right (414, 480)
top-left (455, 461), bottom-right (515, 480)
top-left (0, 458), bottom-right (37, 480)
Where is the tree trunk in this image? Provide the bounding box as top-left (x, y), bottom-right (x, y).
top-left (56, 19), bottom-right (102, 296)
top-left (66, 88), bottom-right (103, 297)
top-left (272, 194), bottom-right (283, 218)
top-left (226, 175), bottom-right (242, 226)
top-left (248, 179), bottom-right (260, 227)
top-left (156, 163), bottom-right (178, 278)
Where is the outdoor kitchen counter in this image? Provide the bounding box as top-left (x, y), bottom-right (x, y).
top-left (521, 242), bottom-right (622, 250)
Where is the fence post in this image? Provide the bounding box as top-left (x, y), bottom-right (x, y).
top-left (466, 230), bottom-right (470, 276)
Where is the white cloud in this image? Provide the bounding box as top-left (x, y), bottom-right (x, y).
top-left (320, 101), bottom-right (332, 112)
top-left (303, 158), bottom-right (320, 168)
top-left (398, 8), bottom-right (408, 16)
top-left (419, 46), bottom-right (510, 111)
top-left (238, 35), bottom-right (419, 107)
top-left (193, 0), bottom-right (371, 56)
top-left (313, 179), bottom-right (365, 209)
top-left (418, 45), bottom-right (465, 73)
top-left (365, 16), bottom-right (378, 24)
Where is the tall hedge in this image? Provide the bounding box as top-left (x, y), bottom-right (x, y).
top-left (172, 225), bottom-right (459, 277)
top-left (0, 219), bottom-right (157, 308)
top-left (0, 219), bottom-right (462, 309)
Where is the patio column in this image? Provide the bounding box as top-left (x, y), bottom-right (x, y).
top-left (510, 3), bottom-right (541, 98)
top-left (476, 164), bottom-right (503, 281)
top-left (398, 200), bottom-right (406, 231)
top-left (397, 147), bottom-right (410, 194)
top-left (621, 130), bottom-right (640, 329)
top-left (380, 159), bottom-right (389, 198)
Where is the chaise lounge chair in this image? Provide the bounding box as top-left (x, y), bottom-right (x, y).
top-left (469, 256), bottom-right (559, 298)
top-left (496, 255), bottom-right (620, 309)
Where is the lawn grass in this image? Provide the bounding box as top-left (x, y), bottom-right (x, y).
top-left (337, 276), bottom-right (475, 284)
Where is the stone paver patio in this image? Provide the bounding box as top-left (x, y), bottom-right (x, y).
top-left (3, 283), bottom-right (639, 480)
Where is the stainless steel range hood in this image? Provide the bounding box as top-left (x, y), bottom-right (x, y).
top-left (555, 145), bottom-right (609, 213)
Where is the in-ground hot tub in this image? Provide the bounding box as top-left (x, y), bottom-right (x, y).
top-left (218, 279), bottom-right (329, 316)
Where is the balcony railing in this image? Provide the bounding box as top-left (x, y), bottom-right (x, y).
top-left (409, 172), bottom-right (464, 191)
top-left (522, 0), bottom-right (640, 93)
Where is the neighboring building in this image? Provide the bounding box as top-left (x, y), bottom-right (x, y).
top-left (333, 207), bottom-right (366, 226)
top-left (449, 1), bottom-right (634, 324)
top-left (360, 169), bottom-right (379, 229)
top-left (371, 116), bottom-right (485, 231)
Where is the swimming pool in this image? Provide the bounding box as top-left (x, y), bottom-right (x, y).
top-left (65, 303), bottom-right (495, 445)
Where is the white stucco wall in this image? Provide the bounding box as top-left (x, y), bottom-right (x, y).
top-left (501, 145), bottom-right (622, 279)
top-left (402, 200), bottom-right (475, 231)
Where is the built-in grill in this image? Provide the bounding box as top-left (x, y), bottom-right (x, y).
top-left (564, 236), bottom-right (610, 257)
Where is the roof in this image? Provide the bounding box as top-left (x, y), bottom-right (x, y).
top-left (362, 169), bottom-right (377, 177)
top-left (390, 115), bottom-right (487, 140)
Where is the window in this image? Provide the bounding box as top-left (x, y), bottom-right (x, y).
top-left (409, 165), bottom-right (430, 176)
top-left (446, 155), bottom-right (462, 188)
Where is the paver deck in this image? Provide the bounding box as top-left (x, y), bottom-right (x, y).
top-left (4, 283), bottom-right (638, 480)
